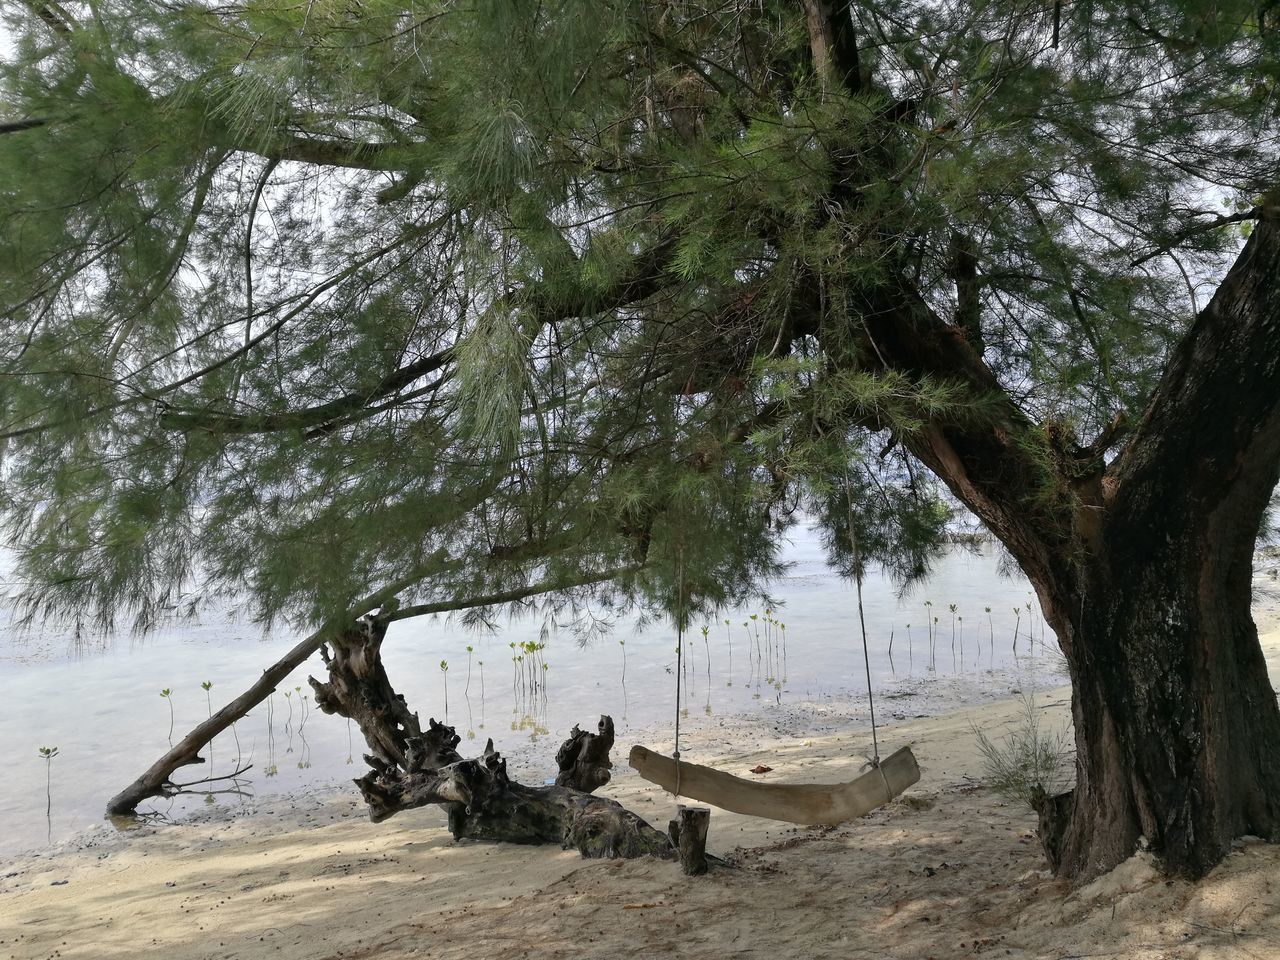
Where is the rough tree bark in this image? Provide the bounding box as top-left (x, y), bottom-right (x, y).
top-left (308, 619), bottom-right (673, 860)
top-left (1040, 213), bottom-right (1280, 880)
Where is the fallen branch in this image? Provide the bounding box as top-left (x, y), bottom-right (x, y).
top-left (356, 736), bottom-right (673, 858)
top-left (107, 561), bottom-right (634, 816)
top-left (106, 627), bottom-right (330, 815)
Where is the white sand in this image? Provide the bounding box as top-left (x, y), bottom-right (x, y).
top-left (4, 622), bottom-right (1280, 960)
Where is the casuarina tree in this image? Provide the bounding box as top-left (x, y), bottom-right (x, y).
top-left (2, 1), bottom-right (1279, 881)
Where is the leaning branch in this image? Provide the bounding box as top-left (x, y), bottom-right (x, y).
top-left (1129, 206), bottom-right (1266, 267)
top-left (380, 563), bottom-right (642, 624)
top-left (0, 117), bottom-right (51, 135)
top-left (105, 624), bottom-right (334, 815)
top-left (159, 347), bottom-right (456, 435)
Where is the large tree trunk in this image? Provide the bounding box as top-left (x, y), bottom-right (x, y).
top-left (1041, 546), bottom-right (1280, 879)
top-left (838, 211), bottom-right (1280, 881)
top-left (1036, 214), bottom-right (1280, 879)
top-left (793, 3), bottom-right (1280, 880)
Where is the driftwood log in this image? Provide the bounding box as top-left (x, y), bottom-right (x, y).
top-left (308, 621), bottom-right (673, 860)
top-left (105, 568), bottom-right (628, 817)
top-left (628, 743), bottom-right (921, 824)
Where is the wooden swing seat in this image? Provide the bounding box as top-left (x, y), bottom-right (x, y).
top-left (628, 743), bottom-right (920, 825)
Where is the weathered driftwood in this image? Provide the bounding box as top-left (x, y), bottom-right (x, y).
top-left (308, 616), bottom-right (466, 769)
top-left (308, 621), bottom-right (672, 860)
top-left (358, 737), bottom-right (673, 858)
top-left (668, 805), bottom-right (711, 876)
top-left (628, 743), bottom-right (921, 824)
top-left (555, 716), bottom-right (615, 791)
top-left (107, 624), bottom-right (333, 815)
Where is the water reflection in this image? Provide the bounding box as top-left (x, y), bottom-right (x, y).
top-left (1, 540), bottom-right (1062, 854)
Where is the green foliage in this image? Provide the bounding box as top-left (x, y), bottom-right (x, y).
top-left (0, 0), bottom-right (1273, 636)
top-left (974, 698), bottom-right (1073, 809)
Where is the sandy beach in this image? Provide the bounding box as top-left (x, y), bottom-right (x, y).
top-left (3, 610), bottom-right (1280, 960)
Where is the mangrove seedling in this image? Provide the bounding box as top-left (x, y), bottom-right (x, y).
top-left (724, 618), bottom-right (734, 685)
top-left (202, 681), bottom-right (214, 772)
top-left (949, 603), bottom-right (958, 663)
top-left (297, 693), bottom-right (312, 769)
top-left (773, 624), bottom-right (783, 686)
top-left (38, 746), bottom-right (58, 824)
top-left (160, 688), bottom-right (174, 746)
top-left (440, 660), bottom-right (449, 717)
top-left (265, 692), bottom-right (278, 776)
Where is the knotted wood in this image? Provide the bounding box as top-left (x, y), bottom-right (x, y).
top-left (304, 617), bottom-right (672, 859)
top-left (555, 716), bottom-right (615, 792)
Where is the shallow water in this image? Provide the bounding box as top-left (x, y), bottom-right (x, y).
top-left (0, 533), bottom-right (1060, 856)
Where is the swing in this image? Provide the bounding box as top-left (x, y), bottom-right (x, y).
top-left (629, 493), bottom-right (921, 826)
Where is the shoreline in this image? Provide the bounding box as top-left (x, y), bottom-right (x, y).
top-left (3, 654), bottom-right (1069, 864)
top-left (3, 630), bottom-right (1279, 958)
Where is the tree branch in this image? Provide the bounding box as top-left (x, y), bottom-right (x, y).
top-left (1129, 206), bottom-right (1266, 267)
top-left (379, 563), bottom-right (644, 624)
top-left (0, 117), bottom-right (52, 135)
top-left (156, 232), bottom-right (678, 437)
top-left (1109, 213), bottom-right (1280, 548)
top-left (803, 1), bottom-right (863, 96)
top-left (159, 347), bottom-right (455, 434)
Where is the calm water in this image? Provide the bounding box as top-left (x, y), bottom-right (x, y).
top-left (0, 533), bottom-right (1058, 856)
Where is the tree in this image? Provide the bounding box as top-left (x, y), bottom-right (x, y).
top-left (2, 1), bottom-right (1279, 881)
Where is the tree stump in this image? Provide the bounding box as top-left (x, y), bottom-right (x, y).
top-left (667, 805), bottom-right (711, 876)
top-left (555, 716), bottom-right (615, 792)
top-left (1032, 786), bottom-right (1075, 873)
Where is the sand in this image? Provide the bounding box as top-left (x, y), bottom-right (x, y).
top-left (4, 622), bottom-right (1280, 960)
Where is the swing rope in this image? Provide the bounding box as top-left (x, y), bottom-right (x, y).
top-left (844, 471), bottom-right (882, 766)
top-left (853, 544), bottom-right (882, 766)
top-left (660, 478), bottom-right (891, 812)
top-left (672, 544), bottom-right (685, 798)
